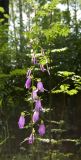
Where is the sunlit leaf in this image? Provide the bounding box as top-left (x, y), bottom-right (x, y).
top-left (58, 71), bottom-right (75, 77)
top-left (0, 7), bottom-right (5, 13)
top-left (60, 84), bottom-right (70, 91)
top-left (4, 14), bottom-right (9, 19)
top-left (66, 89), bottom-right (78, 95)
top-left (51, 47), bottom-right (68, 53)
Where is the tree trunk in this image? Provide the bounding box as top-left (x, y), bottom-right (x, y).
top-left (74, 0), bottom-right (78, 36)
top-left (18, 0), bottom-right (23, 68)
top-left (66, 0), bottom-right (70, 25)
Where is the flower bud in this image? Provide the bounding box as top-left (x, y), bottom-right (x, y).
top-left (28, 133), bottom-right (34, 144)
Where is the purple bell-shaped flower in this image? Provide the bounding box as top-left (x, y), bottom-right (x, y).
top-left (31, 54), bottom-right (37, 64)
top-left (18, 113), bottom-right (25, 129)
top-left (40, 64), bottom-right (46, 72)
top-left (25, 78), bottom-right (31, 89)
top-left (35, 99), bottom-right (42, 111)
top-left (26, 69), bottom-right (31, 78)
top-left (37, 81), bottom-right (44, 92)
top-left (38, 123), bottom-right (45, 136)
top-left (32, 89), bottom-right (38, 100)
top-left (32, 111), bottom-right (39, 123)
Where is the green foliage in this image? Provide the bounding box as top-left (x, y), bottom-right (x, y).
top-left (58, 71), bottom-right (75, 77)
top-left (4, 14), bottom-right (9, 19)
top-left (10, 69), bottom-right (27, 76)
top-left (0, 7), bottom-right (5, 13)
top-left (52, 86), bottom-right (78, 95)
top-left (60, 84), bottom-right (70, 91)
top-left (66, 89), bottom-right (78, 95)
top-left (51, 47), bottom-right (68, 53)
top-left (0, 18), bottom-right (4, 23)
top-left (43, 23), bottom-right (69, 40)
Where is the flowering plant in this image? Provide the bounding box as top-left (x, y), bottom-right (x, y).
top-left (18, 50), bottom-right (49, 144)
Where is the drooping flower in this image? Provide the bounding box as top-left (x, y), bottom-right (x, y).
top-left (32, 111), bottom-right (39, 123)
top-left (28, 133), bottom-right (34, 144)
top-left (31, 54), bottom-right (37, 64)
top-left (25, 78), bottom-right (31, 89)
top-left (37, 81), bottom-right (44, 92)
top-left (38, 123), bottom-right (45, 136)
top-left (40, 64), bottom-right (46, 72)
top-left (26, 69), bottom-right (31, 78)
top-left (35, 99), bottom-right (42, 111)
top-left (32, 89), bottom-right (38, 100)
top-left (18, 113), bottom-right (25, 129)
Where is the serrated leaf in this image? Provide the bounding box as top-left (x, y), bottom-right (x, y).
top-left (58, 71), bottom-right (74, 77)
top-left (10, 69), bottom-right (26, 76)
top-left (66, 89), bottom-right (78, 95)
top-left (52, 89), bottom-right (62, 94)
top-left (39, 55), bottom-right (50, 65)
top-left (39, 58), bottom-right (47, 65)
top-left (60, 84), bottom-right (70, 91)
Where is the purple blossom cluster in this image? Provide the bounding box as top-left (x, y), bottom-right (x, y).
top-left (18, 52), bottom-right (47, 144)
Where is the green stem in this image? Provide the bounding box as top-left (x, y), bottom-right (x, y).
top-left (31, 66), bottom-right (35, 160)
top-left (49, 49), bottom-right (52, 160)
top-left (48, 11), bottom-right (53, 160)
